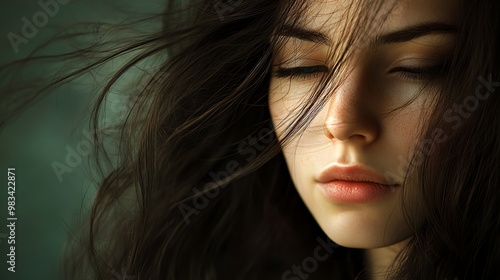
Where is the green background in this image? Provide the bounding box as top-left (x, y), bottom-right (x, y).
top-left (0, 0), bottom-right (163, 279)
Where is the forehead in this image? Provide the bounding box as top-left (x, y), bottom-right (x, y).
top-left (295, 0), bottom-right (458, 36)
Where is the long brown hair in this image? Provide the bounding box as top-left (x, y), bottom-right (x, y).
top-left (1, 0), bottom-right (499, 279)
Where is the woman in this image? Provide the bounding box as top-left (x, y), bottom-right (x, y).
top-left (2, 0), bottom-right (499, 279)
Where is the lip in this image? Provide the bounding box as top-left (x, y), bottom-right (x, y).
top-left (316, 164), bottom-right (399, 203)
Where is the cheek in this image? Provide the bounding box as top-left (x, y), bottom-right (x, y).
top-left (388, 111), bottom-right (423, 155)
top-left (391, 97), bottom-right (436, 160)
top-left (268, 82), bottom-right (319, 186)
top-left (268, 80), bottom-right (302, 141)
top-left (268, 97), bottom-right (285, 134)
top-left (268, 78), bottom-right (320, 124)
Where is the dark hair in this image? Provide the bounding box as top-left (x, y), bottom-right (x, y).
top-left (1, 0), bottom-right (499, 279)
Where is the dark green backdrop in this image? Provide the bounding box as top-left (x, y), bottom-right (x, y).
top-left (1, 0), bottom-right (162, 279)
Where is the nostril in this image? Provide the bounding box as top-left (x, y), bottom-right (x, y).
top-left (324, 126), bottom-right (334, 139)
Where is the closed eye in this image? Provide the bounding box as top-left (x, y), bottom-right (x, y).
top-left (273, 65), bottom-right (329, 80)
top-left (272, 64), bottom-right (448, 82)
top-left (389, 64), bottom-right (449, 81)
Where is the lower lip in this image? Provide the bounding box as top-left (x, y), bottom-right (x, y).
top-left (318, 181), bottom-right (396, 203)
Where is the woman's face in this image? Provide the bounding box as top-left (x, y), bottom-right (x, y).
top-left (269, 0), bottom-right (457, 248)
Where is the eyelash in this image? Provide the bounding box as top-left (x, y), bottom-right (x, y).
top-left (273, 65), bottom-right (329, 80)
top-left (273, 64), bottom-right (448, 81)
top-left (389, 64), bottom-right (448, 81)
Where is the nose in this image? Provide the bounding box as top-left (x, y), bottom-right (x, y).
top-left (323, 72), bottom-right (380, 144)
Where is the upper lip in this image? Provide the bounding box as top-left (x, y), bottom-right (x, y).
top-left (316, 164), bottom-right (397, 186)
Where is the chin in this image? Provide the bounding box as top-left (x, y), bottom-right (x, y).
top-left (319, 215), bottom-right (413, 249)
top-left (304, 188), bottom-right (413, 249)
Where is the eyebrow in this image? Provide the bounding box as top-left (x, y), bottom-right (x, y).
top-left (278, 25), bottom-right (331, 45)
top-left (277, 22), bottom-right (458, 47)
top-left (372, 22), bottom-right (457, 47)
